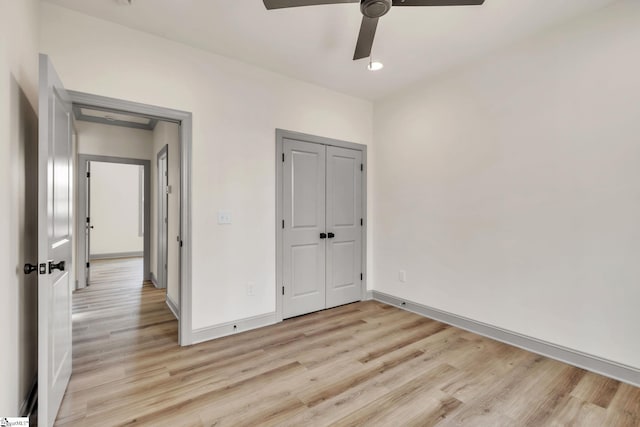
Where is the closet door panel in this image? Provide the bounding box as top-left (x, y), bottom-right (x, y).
top-left (282, 139), bottom-right (326, 318)
top-left (326, 146), bottom-right (362, 308)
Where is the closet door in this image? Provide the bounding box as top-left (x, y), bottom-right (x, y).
top-left (282, 139), bottom-right (326, 318)
top-left (325, 146), bottom-right (362, 309)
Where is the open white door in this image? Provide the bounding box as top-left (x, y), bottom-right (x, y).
top-left (38, 54), bottom-right (73, 427)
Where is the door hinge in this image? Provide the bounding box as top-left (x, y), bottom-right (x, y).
top-left (360, 163), bottom-right (363, 171)
top-left (282, 219), bottom-right (285, 229)
top-left (360, 218), bottom-right (363, 226)
top-left (86, 262), bottom-right (90, 268)
top-left (282, 286), bottom-right (285, 295)
top-left (86, 172), bottom-right (90, 178)
top-left (282, 153), bottom-right (285, 162)
top-left (360, 273), bottom-right (363, 281)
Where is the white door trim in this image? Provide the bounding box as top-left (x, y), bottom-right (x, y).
top-left (68, 90), bottom-right (193, 346)
top-left (275, 129), bottom-right (368, 322)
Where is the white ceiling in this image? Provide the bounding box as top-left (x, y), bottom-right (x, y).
top-left (42, 0), bottom-right (616, 100)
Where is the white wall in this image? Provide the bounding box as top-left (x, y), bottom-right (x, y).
top-left (150, 121), bottom-right (180, 306)
top-left (373, 0), bottom-right (640, 369)
top-left (89, 162), bottom-right (144, 256)
top-left (77, 120), bottom-right (153, 160)
top-left (0, 0), bottom-right (40, 415)
top-left (40, 3), bottom-right (374, 331)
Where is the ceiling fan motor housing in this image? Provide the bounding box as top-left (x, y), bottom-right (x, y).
top-left (360, 0), bottom-right (392, 18)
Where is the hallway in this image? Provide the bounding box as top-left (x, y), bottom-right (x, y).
top-left (56, 258), bottom-right (178, 425)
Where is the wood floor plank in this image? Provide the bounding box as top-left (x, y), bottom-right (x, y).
top-left (55, 257), bottom-right (640, 426)
top-left (570, 371), bottom-right (621, 409)
top-left (546, 396), bottom-right (608, 427)
top-left (332, 364), bottom-right (461, 425)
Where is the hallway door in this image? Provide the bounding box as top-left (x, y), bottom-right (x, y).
top-left (85, 160), bottom-right (92, 284)
top-left (157, 146), bottom-right (168, 289)
top-left (38, 54), bottom-right (73, 427)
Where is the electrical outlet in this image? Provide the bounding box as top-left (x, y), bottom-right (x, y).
top-left (217, 210), bottom-right (232, 224)
top-left (247, 281), bottom-right (255, 296)
top-left (399, 270), bottom-right (407, 283)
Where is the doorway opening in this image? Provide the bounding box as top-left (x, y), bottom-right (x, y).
top-left (78, 156), bottom-right (150, 288)
top-left (70, 91), bottom-right (193, 346)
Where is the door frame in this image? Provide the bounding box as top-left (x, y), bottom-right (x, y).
top-left (77, 155), bottom-right (151, 287)
top-left (275, 129), bottom-right (368, 322)
top-left (156, 145), bottom-right (169, 290)
top-left (68, 90), bottom-right (193, 346)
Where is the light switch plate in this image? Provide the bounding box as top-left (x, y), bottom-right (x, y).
top-left (217, 210), bottom-right (232, 224)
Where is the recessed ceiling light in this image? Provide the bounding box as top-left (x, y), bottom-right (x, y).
top-left (367, 60), bottom-right (384, 71)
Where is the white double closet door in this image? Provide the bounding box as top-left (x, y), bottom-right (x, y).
top-left (283, 139), bottom-right (363, 319)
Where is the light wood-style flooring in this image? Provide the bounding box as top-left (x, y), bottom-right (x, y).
top-left (56, 258), bottom-right (640, 426)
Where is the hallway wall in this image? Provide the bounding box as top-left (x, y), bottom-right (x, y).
top-left (89, 162), bottom-right (144, 257)
top-left (76, 120), bottom-right (153, 160)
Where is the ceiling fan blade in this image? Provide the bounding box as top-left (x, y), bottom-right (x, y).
top-left (392, 0), bottom-right (484, 6)
top-left (353, 16), bottom-right (379, 60)
top-left (263, 0), bottom-right (359, 10)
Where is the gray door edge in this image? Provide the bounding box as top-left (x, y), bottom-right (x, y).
top-left (70, 90), bottom-right (193, 346)
top-left (275, 128), bottom-right (368, 323)
top-left (156, 145), bottom-right (169, 290)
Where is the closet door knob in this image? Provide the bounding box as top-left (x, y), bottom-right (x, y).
top-left (327, 232), bottom-right (335, 239)
top-left (320, 233), bottom-right (327, 239)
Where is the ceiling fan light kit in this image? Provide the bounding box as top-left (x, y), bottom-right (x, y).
top-left (367, 60), bottom-right (384, 71)
top-left (263, 0), bottom-right (486, 62)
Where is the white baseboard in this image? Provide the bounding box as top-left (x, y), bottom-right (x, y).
top-left (371, 290), bottom-right (640, 388)
top-left (166, 295), bottom-right (180, 320)
top-left (191, 312), bottom-right (278, 345)
top-left (90, 251), bottom-right (143, 260)
top-left (150, 272), bottom-right (161, 289)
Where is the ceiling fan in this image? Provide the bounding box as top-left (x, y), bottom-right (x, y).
top-left (263, 0), bottom-right (485, 61)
